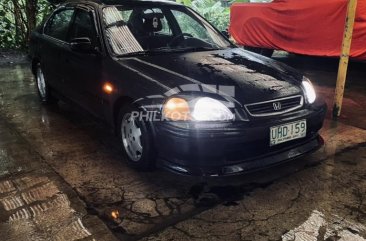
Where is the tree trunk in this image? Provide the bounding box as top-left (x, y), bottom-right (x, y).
top-left (11, 0), bottom-right (27, 48)
top-left (25, 0), bottom-right (38, 44)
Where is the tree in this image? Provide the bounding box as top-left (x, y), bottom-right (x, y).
top-left (0, 0), bottom-right (53, 49)
top-left (176, 0), bottom-right (250, 31)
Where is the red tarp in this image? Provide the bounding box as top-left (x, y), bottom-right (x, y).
top-left (229, 0), bottom-right (366, 60)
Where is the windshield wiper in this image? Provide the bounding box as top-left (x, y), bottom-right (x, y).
top-left (170, 46), bottom-right (222, 53)
top-left (117, 50), bottom-right (154, 57)
top-left (116, 47), bottom-right (175, 57)
top-left (116, 47), bottom-right (222, 57)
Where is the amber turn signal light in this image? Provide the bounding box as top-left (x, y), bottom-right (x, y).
top-left (163, 97), bottom-right (190, 121)
top-left (103, 82), bottom-right (114, 94)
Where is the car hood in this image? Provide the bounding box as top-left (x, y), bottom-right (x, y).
top-left (117, 48), bottom-right (304, 105)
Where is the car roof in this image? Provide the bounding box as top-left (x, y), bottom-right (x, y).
top-left (64, 0), bottom-right (182, 7)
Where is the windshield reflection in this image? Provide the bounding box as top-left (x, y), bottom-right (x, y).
top-left (103, 5), bottom-right (231, 56)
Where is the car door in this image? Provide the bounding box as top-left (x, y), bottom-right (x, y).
top-left (41, 7), bottom-right (75, 96)
top-left (64, 7), bottom-right (103, 117)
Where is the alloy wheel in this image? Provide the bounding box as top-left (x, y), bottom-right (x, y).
top-left (121, 113), bottom-right (143, 162)
top-left (36, 66), bottom-right (47, 100)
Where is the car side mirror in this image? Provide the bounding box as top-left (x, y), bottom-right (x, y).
top-left (221, 30), bottom-right (229, 38)
top-left (70, 37), bottom-right (93, 53)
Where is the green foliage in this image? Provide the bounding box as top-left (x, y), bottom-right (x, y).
top-left (0, 3), bottom-right (17, 49)
top-left (37, 0), bottom-right (54, 22)
top-left (0, 0), bottom-right (53, 50)
top-left (177, 0), bottom-right (249, 31)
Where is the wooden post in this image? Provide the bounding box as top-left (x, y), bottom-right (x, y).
top-left (333, 0), bottom-right (358, 118)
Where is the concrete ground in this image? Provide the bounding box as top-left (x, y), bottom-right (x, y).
top-left (0, 52), bottom-right (365, 241)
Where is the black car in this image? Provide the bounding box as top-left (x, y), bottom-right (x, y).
top-left (29, 0), bottom-right (327, 176)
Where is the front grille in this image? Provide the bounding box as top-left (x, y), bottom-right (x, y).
top-left (245, 95), bottom-right (303, 117)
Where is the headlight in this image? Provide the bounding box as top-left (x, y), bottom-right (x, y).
top-left (302, 77), bottom-right (316, 104)
top-left (191, 97), bottom-right (234, 121)
top-left (162, 97), bottom-right (234, 121)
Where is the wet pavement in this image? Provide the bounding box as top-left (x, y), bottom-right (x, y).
top-left (0, 53), bottom-right (365, 240)
top-left (0, 108), bottom-right (116, 240)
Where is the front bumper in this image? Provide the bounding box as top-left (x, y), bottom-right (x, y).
top-left (153, 104), bottom-right (326, 177)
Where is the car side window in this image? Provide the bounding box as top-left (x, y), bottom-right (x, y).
top-left (44, 9), bottom-right (74, 41)
top-left (69, 9), bottom-right (97, 43)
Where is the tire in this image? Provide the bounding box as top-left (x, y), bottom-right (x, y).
top-left (35, 63), bottom-right (58, 104)
top-left (117, 104), bottom-right (156, 171)
top-left (244, 47), bottom-right (274, 58)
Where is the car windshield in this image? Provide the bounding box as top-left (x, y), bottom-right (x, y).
top-left (103, 4), bottom-right (232, 56)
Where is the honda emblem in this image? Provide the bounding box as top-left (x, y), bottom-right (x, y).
top-left (273, 102), bottom-right (282, 111)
